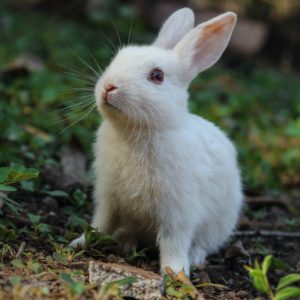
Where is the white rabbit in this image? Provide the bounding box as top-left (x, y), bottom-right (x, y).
top-left (70, 8), bottom-right (243, 276)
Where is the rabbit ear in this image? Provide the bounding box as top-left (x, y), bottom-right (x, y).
top-left (174, 12), bottom-right (237, 82)
top-left (153, 8), bottom-right (195, 49)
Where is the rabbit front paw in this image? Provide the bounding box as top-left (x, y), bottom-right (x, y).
top-left (69, 234), bottom-right (85, 248)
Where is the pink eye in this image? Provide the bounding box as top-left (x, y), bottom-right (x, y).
top-left (148, 68), bottom-right (164, 84)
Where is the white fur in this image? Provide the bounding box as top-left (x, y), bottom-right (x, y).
top-left (70, 9), bottom-right (243, 276)
top-left (153, 8), bottom-right (195, 49)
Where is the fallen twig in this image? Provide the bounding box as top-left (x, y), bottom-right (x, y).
top-left (16, 241), bottom-right (26, 258)
top-left (234, 230), bottom-right (300, 238)
top-left (246, 196), bottom-right (290, 207)
top-left (246, 196), bottom-right (300, 216)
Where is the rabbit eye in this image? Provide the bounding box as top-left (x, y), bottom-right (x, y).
top-left (148, 68), bottom-right (164, 84)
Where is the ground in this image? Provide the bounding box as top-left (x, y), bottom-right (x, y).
top-left (1, 2), bottom-right (300, 300)
top-left (1, 174), bottom-right (300, 299)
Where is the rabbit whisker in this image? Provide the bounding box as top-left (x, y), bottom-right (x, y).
top-left (98, 30), bottom-right (118, 54)
top-left (111, 19), bottom-right (122, 49)
top-left (67, 46), bottom-right (100, 79)
top-left (127, 12), bottom-right (136, 46)
top-left (58, 102), bottom-right (96, 135)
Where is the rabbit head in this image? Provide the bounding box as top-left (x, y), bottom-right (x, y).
top-left (95, 8), bottom-right (237, 130)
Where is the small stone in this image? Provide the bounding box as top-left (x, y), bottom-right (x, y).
top-left (42, 196), bottom-right (58, 210)
top-left (228, 291), bottom-right (236, 298)
top-left (225, 240), bottom-right (249, 259)
top-left (237, 290), bottom-right (248, 297)
top-left (89, 261), bottom-right (162, 299)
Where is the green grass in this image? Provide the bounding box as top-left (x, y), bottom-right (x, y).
top-left (1, 3), bottom-right (299, 192)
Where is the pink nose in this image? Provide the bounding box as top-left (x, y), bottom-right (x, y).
top-left (103, 84), bottom-right (117, 102)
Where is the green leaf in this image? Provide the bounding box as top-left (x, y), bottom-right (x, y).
top-left (0, 196), bottom-right (22, 214)
top-left (262, 255), bottom-right (273, 275)
top-left (13, 171), bottom-right (39, 182)
top-left (255, 260), bottom-right (260, 270)
top-left (196, 282), bottom-right (227, 289)
top-left (36, 223), bottom-right (52, 234)
top-left (11, 259), bottom-right (25, 268)
top-left (249, 269), bottom-right (269, 293)
top-left (67, 214), bottom-right (89, 229)
top-left (272, 257), bottom-right (291, 271)
top-left (28, 261), bottom-right (43, 274)
top-left (1, 165), bottom-right (39, 184)
top-left (244, 265), bottom-right (254, 273)
top-left (9, 276), bottom-right (21, 286)
top-left (84, 228), bottom-right (118, 248)
top-left (53, 253), bottom-right (68, 265)
top-left (163, 274), bottom-right (172, 285)
top-left (20, 180), bottom-right (35, 192)
top-left (0, 225), bottom-right (19, 241)
top-left (27, 213), bottom-right (41, 224)
top-left (112, 276), bottom-right (137, 287)
top-left (9, 165), bottom-right (26, 173)
top-left (0, 184), bottom-right (16, 192)
top-left (73, 249), bottom-right (85, 259)
top-left (70, 281), bottom-right (85, 296)
top-left (73, 189), bottom-right (87, 207)
top-left (180, 283), bottom-right (195, 294)
top-left (275, 287), bottom-right (300, 300)
top-left (0, 168), bottom-right (10, 183)
top-left (60, 272), bottom-right (74, 284)
top-left (125, 246), bottom-right (149, 262)
top-left (165, 286), bottom-right (185, 298)
top-left (41, 287), bottom-right (49, 295)
top-left (277, 274), bottom-right (300, 291)
top-left (60, 272), bottom-right (85, 297)
top-left (46, 190), bottom-right (69, 197)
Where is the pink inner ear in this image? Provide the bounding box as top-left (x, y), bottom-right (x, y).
top-left (174, 12), bottom-right (237, 82)
top-left (194, 15), bottom-right (237, 57)
top-left (203, 21), bottom-right (225, 36)
top-left (201, 15), bottom-right (235, 39)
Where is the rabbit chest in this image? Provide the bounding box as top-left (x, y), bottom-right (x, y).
top-left (94, 122), bottom-right (192, 224)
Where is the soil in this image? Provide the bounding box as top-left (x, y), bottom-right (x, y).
top-left (1, 192), bottom-right (300, 300)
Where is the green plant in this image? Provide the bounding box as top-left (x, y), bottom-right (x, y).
top-left (164, 273), bottom-right (196, 300)
top-left (245, 255), bottom-right (300, 300)
top-left (72, 189), bottom-right (87, 208)
top-left (83, 226), bottom-right (118, 249)
top-left (52, 244), bottom-right (85, 265)
top-left (0, 225), bottom-right (19, 242)
top-left (125, 246), bottom-right (149, 262)
top-left (251, 208), bottom-right (268, 221)
top-left (0, 243), bottom-right (14, 260)
top-left (60, 272), bottom-right (85, 299)
top-left (284, 218), bottom-right (298, 231)
top-left (0, 165), bottom-right (39, 190)
top-left (0, 165), bottom-right (39, 213)
top-left (254, 238), bottom-right (271, 256)
top-left (11, 257), bottom-right (43, 274)
top-left (97, 277), bottom-right (137, 300)
top-left (27, 213), bottom-right (52, 236)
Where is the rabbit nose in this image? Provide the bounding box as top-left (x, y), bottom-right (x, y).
top-left (103, 84), bottom-right (117, 102)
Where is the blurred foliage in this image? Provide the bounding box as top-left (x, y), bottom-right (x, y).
top-left (0, 1), bottom-right (299, 194)
top-left (189, 67), bottom-right (300, 191)
top-left (191, 0), bottom-right (300, 19)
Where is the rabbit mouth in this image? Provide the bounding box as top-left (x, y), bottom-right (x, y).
top-left (103, 101), bottom-right (122, 112)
